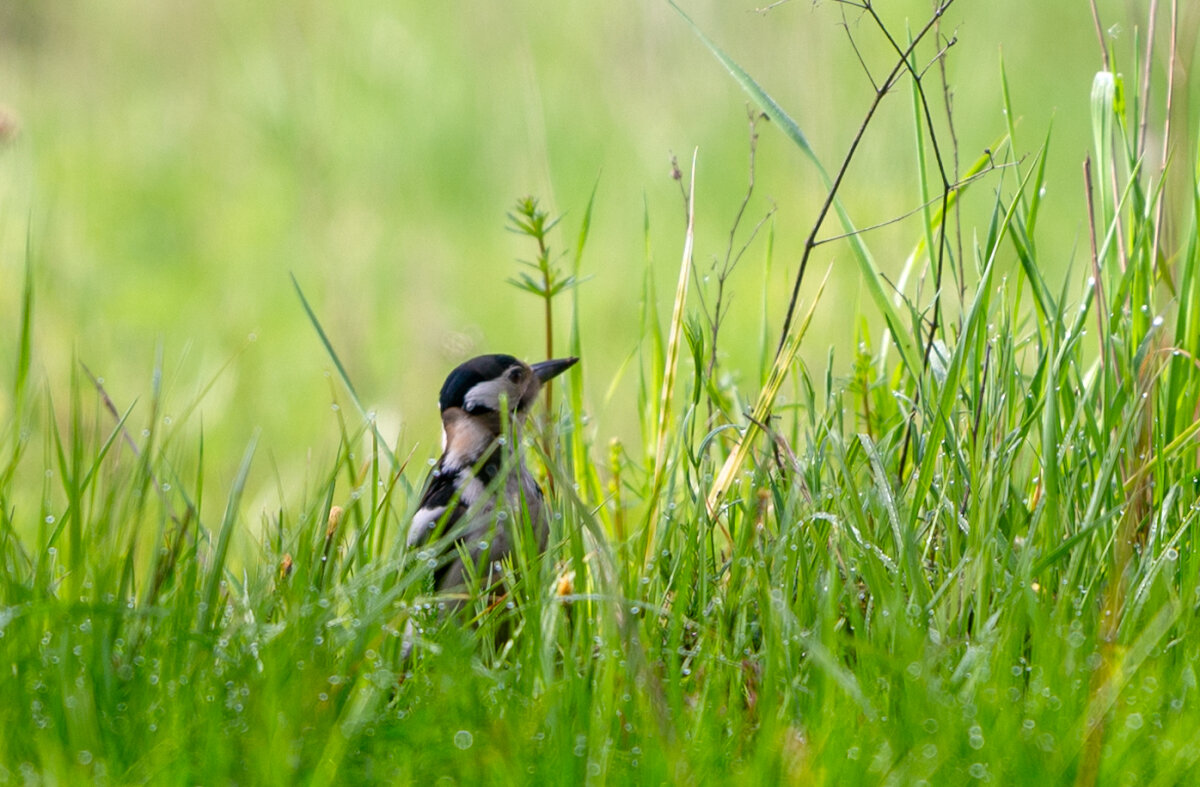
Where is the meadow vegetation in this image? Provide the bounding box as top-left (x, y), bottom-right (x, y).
top-left (2, 1), bottom-right (1200, 783)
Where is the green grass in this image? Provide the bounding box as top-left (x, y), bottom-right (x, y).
top-left (4, 3), bottom-right (1200, 785)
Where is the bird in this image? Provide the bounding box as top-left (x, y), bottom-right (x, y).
top-left (406, 353), bottom-right (578, 595)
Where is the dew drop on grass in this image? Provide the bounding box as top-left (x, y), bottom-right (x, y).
top-left (453, 730), bottom-right (474, 750)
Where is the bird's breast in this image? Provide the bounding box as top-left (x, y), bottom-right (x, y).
top-left (439, 409), bottom-right (499, 471)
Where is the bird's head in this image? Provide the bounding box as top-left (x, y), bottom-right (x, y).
top-left (435, 354), bottom-right (578, 467)
top-left (439, 353), bottom-right (578, 418)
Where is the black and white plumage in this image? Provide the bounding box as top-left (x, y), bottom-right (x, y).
top-left (407, 353), bottom-right (578, 592)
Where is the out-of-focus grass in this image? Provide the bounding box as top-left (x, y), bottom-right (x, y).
top-left (2, 0), bottom-right (1192, 513)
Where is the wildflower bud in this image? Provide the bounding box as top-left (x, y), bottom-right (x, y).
top-left (556, 571), bottom-right (574, 598)
top-left (327, 506), bottom-right (344, 540)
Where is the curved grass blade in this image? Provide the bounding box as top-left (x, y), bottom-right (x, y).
top-left (291, 274), bottom-right (399, 470)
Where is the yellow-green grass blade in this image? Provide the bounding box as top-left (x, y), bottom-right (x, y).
top-left (706, 266), bottom-right (830, 516)
top-left (643, 149), bottom-right (697, 565)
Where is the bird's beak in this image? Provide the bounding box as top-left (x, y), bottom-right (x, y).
top-left (531, 356), bottom-right (579, 382)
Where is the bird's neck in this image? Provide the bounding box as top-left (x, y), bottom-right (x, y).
top-left (439, 408), bottom-right (523, 474)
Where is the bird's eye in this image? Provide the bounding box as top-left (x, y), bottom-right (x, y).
top-left (507, 367), bottom-right (523, 383)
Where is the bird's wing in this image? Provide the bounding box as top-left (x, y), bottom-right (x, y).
top-left (407, 468), bottom-right (468, 548)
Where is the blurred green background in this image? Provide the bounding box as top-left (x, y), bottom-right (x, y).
top-left (0, 1), bottom-right (1194, 509)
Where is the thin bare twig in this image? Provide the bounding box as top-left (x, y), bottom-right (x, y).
top-left (838, 4), bottom-right (879, 92)
top-left (774, 0), bottom-right (955, 358)
top-left (936, 26), bottom-right (966, 301)
top-left (1150, 0), bottom-right (1178, 280)
top-left (858, 2), bottom-right (959, 482)
top-left (813, 163), bottom-right (1002, 247)
top-left (692, 111), bottom-right (777, 427)
top-left (1088, 0), bottom-right (1111, 72)
top-left (1137, 0), bottom-right (1160, 161)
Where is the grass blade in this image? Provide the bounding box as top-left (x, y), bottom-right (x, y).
top-left (291, 274), bottom-right (398, 470)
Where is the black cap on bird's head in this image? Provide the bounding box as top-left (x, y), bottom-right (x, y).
top-left (439, 353), bottom-right (578, 415)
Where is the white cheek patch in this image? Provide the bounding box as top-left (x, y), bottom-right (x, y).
top-left (464, 378), bottom-right (516, 412)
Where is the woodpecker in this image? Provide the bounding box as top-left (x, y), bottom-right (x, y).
top-left (407, 353), bottom-right (578, 593)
